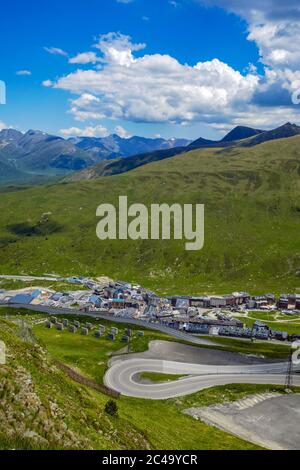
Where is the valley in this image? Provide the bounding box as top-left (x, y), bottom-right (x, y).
top-left (0, 133), bottom-right (299, 295)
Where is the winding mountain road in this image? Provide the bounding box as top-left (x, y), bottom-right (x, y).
top-left (2, 300), bottom-right (299, 400)
top-left (104, 358), bottom-right (300, 399)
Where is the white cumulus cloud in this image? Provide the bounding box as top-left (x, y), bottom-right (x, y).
top-left (43, 0), bottom-right (300, 130)
top-left (60, 124), bottom-right (109, 138)
top-left (45, 32), bottom-right (259, 126)
top-left (197, 1), bottom-right (300, 102)
top-left (69, 52), bottom-right (101, 65)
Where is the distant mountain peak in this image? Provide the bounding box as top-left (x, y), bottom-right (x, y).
top-left (240, 121), bottom-right (300, 147)
top-left (188, 125), bottom-right (263, 149)
top-left (0, 128), bottom-right (23, 140)
top-left (280, 122), bottom-right (299, 129)
top-left (221, 125), bottom-right (263, 143)
top-left (188, 136), bottom-right (217, 148)
top-left (186, 122), bottom-right (300, 151)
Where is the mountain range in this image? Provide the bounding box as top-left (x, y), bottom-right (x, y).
top-left (0, 129), bottom-right (190, 184)
top-left (69, 122), bottom-right (300, 181)
top-left (0, 122), bottom-right (300, 185)
top-left (70, 134), bottom-right (191, 160)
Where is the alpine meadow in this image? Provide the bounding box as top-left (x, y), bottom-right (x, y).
top-left (0, 134), bottom-right (299, 295)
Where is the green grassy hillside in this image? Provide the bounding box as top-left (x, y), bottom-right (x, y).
top-left (1, 312), bottom-right (270, 450)
top-left (0, 316), bottom-right (151, 450)
top-left (0, 135), bottom-right (299, 295)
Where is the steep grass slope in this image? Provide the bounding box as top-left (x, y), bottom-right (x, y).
top-left (0, 135), bottom-right (299, 295)
top-left (0, 317), bottom-right (150, 450)
top-left (0, 313), bottom-right (265, 450)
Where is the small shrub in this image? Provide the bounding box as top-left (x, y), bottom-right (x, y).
top-left (104, 399), bottom-right (118, 417)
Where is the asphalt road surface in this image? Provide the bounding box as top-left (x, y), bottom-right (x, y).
top-left (0, 275), bottom-right (61, 282)
top-left (104, 358), bottom-right (300, 399)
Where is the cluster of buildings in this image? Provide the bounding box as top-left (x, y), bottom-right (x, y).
top-left (145, 291), bottom-right (300, 314)
top-left (1, 277), bottom-right (299, 343)
top-left (144, 291), bottom-right (299, 341)
top-left (0, 279), bottom-right (149, 319)
top-left (161, 316), bottom-right (289, 341)
top-left (143, 291), bottom-right (300, 315)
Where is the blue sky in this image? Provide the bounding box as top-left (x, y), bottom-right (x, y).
top-left (1, 0), bottom-right (300, 139)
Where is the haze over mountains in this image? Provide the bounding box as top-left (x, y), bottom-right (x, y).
top-left (0, 129), bottom-right (98, 184)
top-left (0, 128), bottom-right (190, 184)
top-left (70, 134), bottom-right (191, 160)
top-left (0, 122), bottom-right (300, 185)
